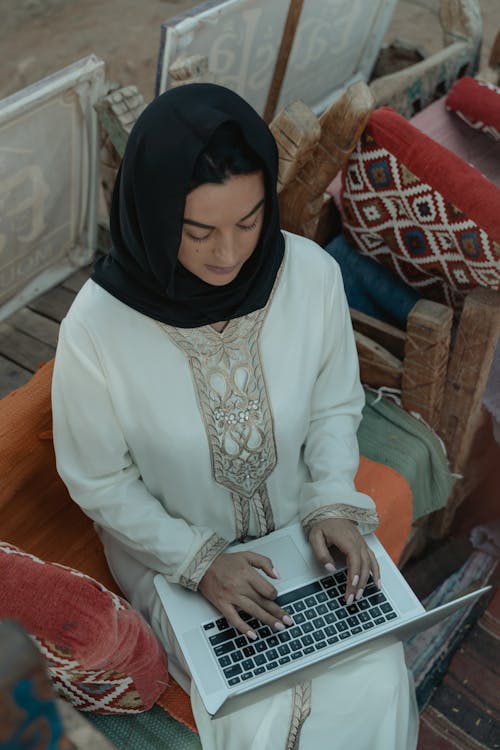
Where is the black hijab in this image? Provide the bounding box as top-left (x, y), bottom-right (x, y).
top-left (92, 83), bottom-right (284, 328)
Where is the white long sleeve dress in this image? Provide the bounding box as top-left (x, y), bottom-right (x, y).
top-left (52, 231), bottom-right (418, 750)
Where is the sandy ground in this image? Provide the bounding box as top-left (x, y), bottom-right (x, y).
top-left (1, 0), bottom-right (498, 103)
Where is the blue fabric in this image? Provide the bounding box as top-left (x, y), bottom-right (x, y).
top-left (323, 233), bottom-right (421, 328)
top-left (2, 677), bottom-right (67, 749)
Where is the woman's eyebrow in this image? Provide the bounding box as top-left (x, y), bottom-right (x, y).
top-left (183, 197), bottom-right (265, 229)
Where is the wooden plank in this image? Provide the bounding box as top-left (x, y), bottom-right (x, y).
top-left (277, 80), bottom-right (374, 241)
top-left (7, 308), bottom-right (60, 349)
top-left (0, 323), bottom-right (56, 372)
top-left (271, 100), bottom-right (321, 192)
top-left (61, 266), bottom-right (92, 294)
top-left (263, 0), bottom-right (305, 123)
top-left (350, 308), bottom-right (406, 359)
top-left (28, 286), bottom-right (76, 323)
top-left (0, 355), bottom-right (31, 398)
top-left (439, 288), bottom-right (500, 473)
top-left (401, 299), bottom-right (453, 430)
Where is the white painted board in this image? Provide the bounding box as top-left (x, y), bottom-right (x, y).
top-left (156, 0), bottom-right (397, 115)
top-left (0, 55), bottom-right (105, 320)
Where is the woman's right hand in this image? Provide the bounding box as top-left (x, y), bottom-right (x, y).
top-left (198, 551), bottom-right (292, 638)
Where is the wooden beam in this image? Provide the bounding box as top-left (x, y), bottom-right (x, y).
top-left (270, 100), bottom-right (321, 192)
top-left (439, 288), bottom-right (500, 474)
top-left (0, 356), bottom-right (31, 398)
top-left (355, 331), bottom-right (403, 390)
top-left (263, 0), bottom-right (305, 123)
top-left (28, 287), bottom-right (76, 324)
top-left (6, 308), bottom-right (60, 349)
top-left (350, 308), bottom-right (406, 360)
top-left (401, 299), bottom-right (453, 430)
top-left (277, 80), bottom-right (374, 241)
top-left (0, 323), bottom-right (56, 373)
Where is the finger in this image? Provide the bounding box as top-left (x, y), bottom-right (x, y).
top-left (355, 548), bottom-right (372, 600)
top-left (368, 548), bottom-right (381, 588)
top-left (308, 528), bottom-right (336, 572)
top-left (220, 602), bottom-right (259, 638)
top-left (240, 595), bottom-right (293, 631)
top-left (244, 551), bottom-right (280, 579)
top-left (344, 546), bottom-right (362, 604)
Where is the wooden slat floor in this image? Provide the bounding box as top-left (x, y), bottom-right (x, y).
top-left (0, 267), bottom-right (92, 398)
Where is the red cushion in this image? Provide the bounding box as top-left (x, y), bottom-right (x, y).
top-left (341, 107), bottom-right (500, 311)
top-left (446, 76), bottom-right (500, 142)
top-left (0, 542), bottom-right (169, 713)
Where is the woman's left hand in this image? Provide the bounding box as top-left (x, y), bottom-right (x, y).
top-left (308, 518), bottom-right (380, 605)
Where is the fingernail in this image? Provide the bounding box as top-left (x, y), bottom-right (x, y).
top-left (271, 567), bottom-right (280, 579)
top-left (273, 621), bottom-right (285, 631)
top-left (352, 574), bottom-right (359, 587)
top-left (282, 615), bottom-right (293, 626)
top-left (355, 588), bottom-right (364, 601)
top-left (377, 579), bottom-right (382, 589)
top-left (324, 562), bottom-right (336, 573)
top-left (247, 630), bottom-right (257, 640)
top-left (346, 594), bottom-right (354, 606)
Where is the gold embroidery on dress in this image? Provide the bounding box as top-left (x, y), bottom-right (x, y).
top-left (286, 681), bottom-right (312, 750)
top-left (161, 263), bottom-right (285, 538)
top-left (302, 503), bottom-right (379, 537)
top-left (179, 533), bottom-right (228, 591)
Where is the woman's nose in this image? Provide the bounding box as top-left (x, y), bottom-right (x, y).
top-left (213, 231), bottom-right (237, 263)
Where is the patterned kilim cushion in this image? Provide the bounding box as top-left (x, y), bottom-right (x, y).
top-left (340, 107), bottom-right (500, 311)
top-left (446, 76), bottom-right (500, 142)
top-left (0, 542), bottom-right (169, 714)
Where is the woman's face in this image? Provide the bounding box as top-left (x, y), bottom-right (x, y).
top-left (178, 171), bottom-right (265, 286)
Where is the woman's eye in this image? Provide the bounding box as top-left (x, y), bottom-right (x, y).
top-left (238, 217), bottom-right (259, 232)
top-left (187, 232), bottom-right (211, 243)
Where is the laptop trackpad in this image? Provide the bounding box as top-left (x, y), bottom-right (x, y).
top-left (250, 536), bottom-right (312, 582)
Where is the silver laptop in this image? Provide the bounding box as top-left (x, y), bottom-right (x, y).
top-left (154, 522), bottom-right (490, 718)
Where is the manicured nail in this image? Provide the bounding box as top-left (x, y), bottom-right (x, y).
top-left (271, 567), bottom-right (280, 579)
top-left (346, 594), bottom-right (354, 606)
top-left (352, 574), bottom-right (359, 587)
top-left (273, 621), bottom-right (285, 631)
top-left (377, 579), bottom-right (382, 589)
top-left (282, 615), bottom-right (293, 626)
top-left (325, 562), bottom-right (336, 573)
top-left (355, 588), bottom-right (364, 601)
top-left (247, 630), bottom-right (257, 640)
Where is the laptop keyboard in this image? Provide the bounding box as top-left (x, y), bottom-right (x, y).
top-left (202, 572), bottom-right (398, 686)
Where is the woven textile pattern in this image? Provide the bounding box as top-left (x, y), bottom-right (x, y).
top-left (341, 130), bottom-right (500, 311)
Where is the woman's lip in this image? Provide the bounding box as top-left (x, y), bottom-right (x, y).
top-left (204, 264), bottom-right (238, 275)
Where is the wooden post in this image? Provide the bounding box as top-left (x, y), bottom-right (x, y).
top-left (430, 288), bottom-right (500, 537)
top-left (263, 0), bottom-right (305, 123)
top-left (276, 80), bottom-right (374, 241)
top-left (270, 100), bottom-right (321, 192)
top-left (401, 299), bottom-right (453, 430)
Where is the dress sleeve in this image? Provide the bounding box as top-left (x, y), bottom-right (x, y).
top-left (299, 258), bottom-right (379, 537)
top-left (51, 317), bottom-right (228, 590)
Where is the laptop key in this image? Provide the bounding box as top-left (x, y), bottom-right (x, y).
top-left (266, 661), bottom-right (278, 671)
top-left (380, 603), bottom-right (393, 614)
top-left (347, 615), bottom-right (359, 627)
top-left (209, 628), bottom-right (237, 645)
top-left (228, 677), bottom-right (240, 685)
top-left (304, 645), bottom-right (315, 654)
top-left (320, 576), bottom-right (335, 588)
top-left (254, 654), bottom-right (267, 666)
top-left (231, 651), bottom-right (244, 663)
top-left (386, 612), bottom-right (397, 620)
top-left (275, 582), bottom-right (322, 607)
top-left (290, 639), bottom-right (302, 651)
top-left (316, 641), bottom-right (327, 649)
top-left (312, 617), bottom-right (326, 629)
top-left (305, 596), bottom-right (316, 607)
top-left (216, 617), bottom-right (229, 630)
top-left (362, 621), bottom-right (374, 630)
top-left (358, 599), bottom-right (370, 610)
top-left (313, 629), bottom-right (325, 642)
top-left (374, 616), bottom-right (385, 625)
top-left (316, 604), bottom-right (328, 615)
top-left (242, 645), bottom-right (255, 657)
top-left (293, 612), bottom-right (306, 624)
top-left (305, 609), bottom-right (317, 620)
top-left (290, 627), bottom-right (302, 638)
top-left (254, 666), bottom-right (266, 676)
top-left (346, 604), bottom-right (359, 615)
top-left (316, 592), bottom-right (328, 603)
top-left (203, 622), bottom-right (215, 631)
top-left (352, 626), bottom-right (362, 634)
top-left (248, 618), bottom-right (259, 630)
top-left (224, 664), bottom-right (242, 678)
top-left (278, 644), bottom-right (291, 656)
top-left (214, 641), bottom-right (236, 657)
top-left (336, 621), bottom-right (348, 633)
top-left (267, 636), bottom-right (280, 647)
top-left (218, 655), bottom-right (231, 668)
top-left (339, 631), bottom-right (350, 640)
top-left (327, 635), bottom-right (339, 644)
top-left (324, 612), bottom-right (336, 624)
top-left (235, 636), bottom-right (247, 648)
top-left (371, 606), bottom-right (381, 618)
top-left (278, 631), bottom-right (291, 642)
top-left (301, 634), bottom-right (314, 646)
top-left (242, 659), bottom-right (254, 670)
top-left (324, 625), bottom-right (336, 637)
top-left (291, 651), bottom-right (303, 660)
top-left (279, 656), bottom-right (291, 665)
top-left (302, 621), bottom-right (314, 633)
top-left (358, 612), bottom-right (370, 623)
top-left (241, 672), bottom-right (253, 681)
top-left (294, 601), bottom-right (306, 612)
top-left (255, 641), bottom-right (267, 653)
top-left (369, 592), bottom-right (386, 605)
top-left (257, 626), bottom-right (272, 638)
top-left (266, 649), bottom-right (279, 661)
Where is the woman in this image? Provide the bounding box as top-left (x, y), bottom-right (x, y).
top-left (52, 83), bottom-right (418, 749)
